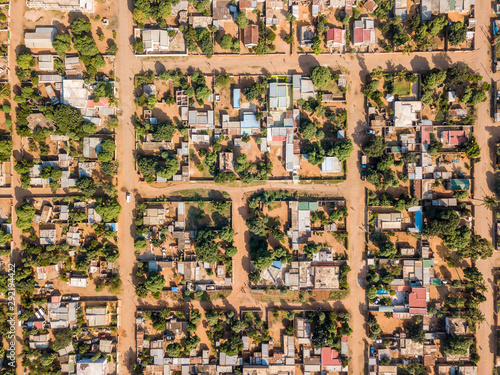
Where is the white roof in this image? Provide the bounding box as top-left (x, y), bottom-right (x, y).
top-left (62, 79), bottom-right (88, 108)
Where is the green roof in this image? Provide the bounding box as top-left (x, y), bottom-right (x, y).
top-left (423, 260), bottom-right (434, 267)
top-left (450, 179), bottom-right (470, 190)
top-left (298, 202), bottom-right (309, 210)
top-left (431, 278), bottom-right (442, 286)
top-left (309, 202), bottom-right (319, 211)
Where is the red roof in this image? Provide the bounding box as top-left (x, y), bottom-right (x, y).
top-left (353, 27), bottom-right (363, 44)
top-left (326, 28), bottom-right (345, 44)
top-left (34, 321), bottom-right (44, 329)
top-left (363, 29), bottom-right (372, 42)
top-left (326, 28), bottom-right (334, 42)
top-left (272, 136), bottom-right (286, 142)
top-left (243, 24), bottom-right (259, 46)
top-left (334, 28), bottom-right (344, 44)
top-left (409, 287), bottom-right (426, 308)
top-left (321, 347), bottom-right (341, 366)
top-left (442, 130), bottom-right (467, 146)
top-left (421, 125), bottom-right (433, 146)
top-left (341, 335), bottom-right (348, 343)
top-left (87, 97), bottom-right (110, 108)
top-left (51, 295), bottom-right (60, 303)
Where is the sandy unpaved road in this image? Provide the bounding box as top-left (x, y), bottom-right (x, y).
top-left (4, 0), bottom-right (500, 371)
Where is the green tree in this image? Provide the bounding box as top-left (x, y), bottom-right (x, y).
top-left (236, 12), bottom-right (249, 29)
top-left (220, 335), bottom-right (243, 356)
top-left (219, 34), bottom-right (233, 50)
top-left (134, 236), bottom-right (147, 250)
top-left (165, 342), bottom-right (183, 357)
top-left (421, 68), bottom-right (447, 90)
top-left (75, 177), bottom-right (97, 198)
top-left (462, 138), bottom-right (480, 158)
top-left (16, 202), bottom-right (36, 230)
top-left (16, 52), bottom-right (35, 70)
top-left (310, 66), bottom-right (331, 88)
top-left (153, 121), bottom-right (175, 141)
top-left (443, 334), bottom-right (472, 355)
top-left (53, 104), bottom-right (89, 140)
top-left (156, 155), bottom-right (180, 180)
top-left (95, 198), bottom-right (122, 222)
top-left (97, 139), bottom-right (116, 163)
top-left (428, 15), bottom-right (447, 36)
top-left (52, 34), bottom-right (72, 58)
top-left (482, 195), bottom-right (499, 210)
top-left (363, 136), bottom-right (386, 157)
top-left (0, 140), bottom-right (12, 162)
top-left (195, 229), bottom-right (219, 263)
top-left (448, 22), bottom-right (467, 46)
top-left (71, 18), bottom-right (92, 35)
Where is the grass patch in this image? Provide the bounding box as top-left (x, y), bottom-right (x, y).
top-left (393, 79), bottom-right (411, 96)
top-left (322, 79), bottom-right (342, 97)
top-left (435, 110), bottom-right (445, 122)
top-left (328, 289), bottom-right (350, 300)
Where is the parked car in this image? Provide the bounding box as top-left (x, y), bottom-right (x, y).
top-left (366, 129), bottom-right (376, 135)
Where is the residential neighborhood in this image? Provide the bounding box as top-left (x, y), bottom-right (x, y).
top-left (0, 0), bottom-right (498, 374)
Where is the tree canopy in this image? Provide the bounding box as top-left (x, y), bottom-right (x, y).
top-left (310, 66), bottom-right (331, 88)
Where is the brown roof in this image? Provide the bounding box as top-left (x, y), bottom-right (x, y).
top-left (243, 24), bottom-right (259, 46)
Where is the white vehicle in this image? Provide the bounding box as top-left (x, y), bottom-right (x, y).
top-left (126, 193), bottom-right (131, 203)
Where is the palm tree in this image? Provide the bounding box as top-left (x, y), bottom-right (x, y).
top-left (482, 195), bottom-right (499, 209)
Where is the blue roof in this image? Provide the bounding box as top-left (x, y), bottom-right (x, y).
top-left (171, 287), bottom-right (178, 292)
top-left (233, 88), bottom-right (241, 109)
top-left (105, 223), bottom-right (118, 232)
top-left (415, 210), bottom-right (423, 233)
top-left (272, 260), bottom-right (282, 269)
top-left (241, 112), bottom-right (260, 128)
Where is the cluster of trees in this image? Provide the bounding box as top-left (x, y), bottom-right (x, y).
top-left (194, 226), bottom-right (236, 264)
top-left (310, 206), bottom-right (348, 225)
top-left (379, 16), bottom-right (411, 52)
top-left (300, 138), bottom-right (353, 167)
top-left (421, 64), bottom-right (488, 110)
top-left (250, 20), bottom-right (277, 55)
top-left (15, 52), bottom-right (36, 82)
top-left (218, 33), bottom-right (241, 54)
top-left (424, 207), bottom-right (492, 260)
top-left (234, 152), bottom-right (273, 183)
top-left (133, 0), bottom-right (180, 27)
top-left (369, 232), bottom-right (399, 258)
top-left (182, 25), bottom-right (215, 58)
top-left (137, 153), bottom-right (180, 183)
top-left (367, 191), bottom-right (419, 212)
top-left (363, 137), bottom-right (402, 189)
top-left (244, 73), bottom-right (272, 104)
top-left (53, 104), bottom-right (97, 140)
top-left (16, 202), bottom-right (36, 231)
top-left (408, 14), bottom-right (447, 51)
top-left (0, 139), bottom-right (12, 163)
top-left (441, 267), bottom-right (485, 353)
top-left (135, 270), bottom-right (166, 298)
top-left (206, 310), bottom-right (266, 355)
top-left (246, 215), bottom-right (292, 282)
top-left (95, 196), bottom-right (122, 223)
top-left (366, 262), bottom-right (402, 301)
top-left (71, 18), bottom-right (104, 76)
top-left (307, 311), bottom-right (351, 367)
top-left (79, 238), bottom-right (119, 270)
